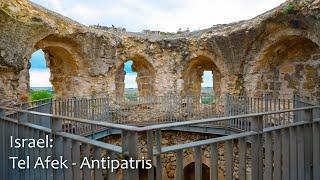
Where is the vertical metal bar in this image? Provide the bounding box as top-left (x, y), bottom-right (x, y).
top-left (264, 132), bottom-right (272, 180)
top-left (29, 129), bottom-right (35, 180)
top-left (71, 141), bottom-right (80, 180)
top-left (0, 108), bottom-right (4, 179)
top-left (51, 117), bottom-right (63, 180)
top-left (20, 104), bottom-right (29, 123)
top-left (226, 140), bottom-right (233, 180)
top-left (313, 121), bottom-right (320, 180)
top-left (94, 148), bottom-right (103, 180)
top-left (46, 133), bottom-right (53, 180)
top-left (238, 138), bottom-right (246, 180)
top-left (176, 150), bottom-right (183, 180)
top-left (122, 130), bottom-right (128, 157)
top-left (304, 109), bottom-right (313, 180)
top-left (155, 130), bottom-right (162, 180)
top-left (194, 146), bottom-right (202, 180)
top-left (12, 122), bottom-right (19, 180)
top-left (282, 129), bottom-right (290, 180)
top-left (251, 114), bottom-right (263, 180)
top-left (297, 125), bottom-right (305, 180)
top-left (25, 127), bottom-right (31, 179)
top-left (125, 131), bottom-right (139, 180)
top-left (1, 119), bottom-right (7, 180)
top-left (53, 136), bottom-right (64, 180)
top-left (64, 139), bottom-right (72, 180)
top-left (82, 144), bottom-right (91, 180)
top-left (147, 131), bottom-right (154, 180)
top-left (18, 125), bottom-right (26, 180)
top-left (290, 126), bottom-right (297, 180)
top-left (210, 143), bottom-right (218, 180)
top-left (39, 132), bottom-right (46, 180)
top-left (107, 150), bottom-right (117, 180)
top-left (273, 130), bottom-right (282, 180)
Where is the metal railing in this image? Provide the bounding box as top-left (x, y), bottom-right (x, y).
top-left (0, 102), bottom-right (319, 180)
top-left (111, 94), bottom-right (222, 125)
top-left (6, 94), bottom-right (317, 135)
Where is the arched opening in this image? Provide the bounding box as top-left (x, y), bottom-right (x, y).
top-left (29, 35), bottom-right (82, 99)
top-left (201, 71), bottom-right (214, 104)
top-left (183, 162), bottom-right (210, 180)
top-left (138, 163), bottom-right (156, 180)
top-left (38, 46), bottom-right (78, 98)
top-left (123, 61), bottom-right (138, 100)
top-left (115, 55), bottom-right (155, 100)
top-left (201, 71), bottom-right (214, 93)
top-left (183, 55), bottom-right (221, 98)
top-left (29, 49), bottom-right (53, 100)
top-left (250, 35), bottom-right (320, 98)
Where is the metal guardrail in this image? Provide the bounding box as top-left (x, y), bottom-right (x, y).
top-left (1, 102), bottom-right (320, 180)
top-left (10, 94), bottom-right (316, 133)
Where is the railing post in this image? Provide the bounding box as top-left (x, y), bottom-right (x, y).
top-left (19, 103), bottom-right (29, 123)
top-left (41, 100), bottom-right (52, 128)
top-left (225, 93), bottom-right (231, 116)
top-left (313, 106), bottom-right (320, 180)
top-left (155, 130), bottom-right (162, 180)
top-left (122, 130), bottom-right (139, 180)
top-left (51, 117), bottom-right (63, 180)
top-left (263, 93), bottom-right (270, 112)
top-left (304, 109), bottom-right (313, 180)
top-left (72, 97), bottom-right (77, 118)
top-left (225, 93), bottom-right (233, 129)
top-left (105, 97), bottom-right (111, 122)
top-left (251, 115), bottom-right (263, 180)
top-left (293, 94), bottom-right (301, 122)
top-left (49, 98), bottom-right (53, 114)
top-left (0, 108), bottom-right (5, 180)
top-left (147, 130), bottom-right (155, 180)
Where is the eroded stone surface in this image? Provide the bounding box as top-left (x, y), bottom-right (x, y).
top-left (1, 0), bottom-right (320, 105)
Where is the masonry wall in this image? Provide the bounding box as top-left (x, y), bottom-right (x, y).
top-left (1, 0), bottom-right (320, 106)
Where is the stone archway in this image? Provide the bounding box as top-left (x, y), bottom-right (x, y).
top-left (183, 162), bottom-right (210, 180)
top-left (245, 35), bottom-right (320, 98)
top-left (114, 54), bottom-right (156, 99)
top-left (183, 55), bottom-right (222, 98)
top-left (1, 34), bottom-right (85, 103)
top-left (30, 35), bottom-right (84, 98)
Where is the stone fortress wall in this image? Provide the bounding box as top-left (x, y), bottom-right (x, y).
top-left (1, 1), bottom-right (320, 179)
top-left (1, 0), bottom-right (320, 105)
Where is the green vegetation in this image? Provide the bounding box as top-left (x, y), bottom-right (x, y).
top-left (125, 93), bottom-right (138, 101)
top-left (282, 2), bottom-right (295, 14)
top-left (201, 96), bottom-right (215, 104)
top-left (30, 90), bottom-right (53, 101)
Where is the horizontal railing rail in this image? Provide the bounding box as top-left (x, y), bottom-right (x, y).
top-left (138, 106), bottom-right (320, 131)
top-left (0, 106), bottom-right (141, 131)
top-left (1, 105), bottom-right (319, 132)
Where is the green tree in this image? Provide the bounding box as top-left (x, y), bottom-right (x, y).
top-left (30, 90), bottom-right (53, 101)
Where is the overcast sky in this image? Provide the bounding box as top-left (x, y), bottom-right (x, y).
top-left (29, 0), bottom-right (285, 87)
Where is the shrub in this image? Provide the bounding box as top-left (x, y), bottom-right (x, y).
top-left (282, 2), bottom-right (295, 14)
top-left (30, 90), bottom-right (53, 101)
top-left (125, 93), bottom-right (138, 101)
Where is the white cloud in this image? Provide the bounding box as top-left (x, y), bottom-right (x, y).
top-left (31, 0), bottom-right (285, 32)
top-left (29, 69), bottom-right (52, 87)
top-left (125, 73), bottom-right (138, 88)
top-left (201, 71), bottom-right (213, 87)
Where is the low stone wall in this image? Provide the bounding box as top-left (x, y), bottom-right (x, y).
top-left (102, 130), bottom-right (252, 180)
